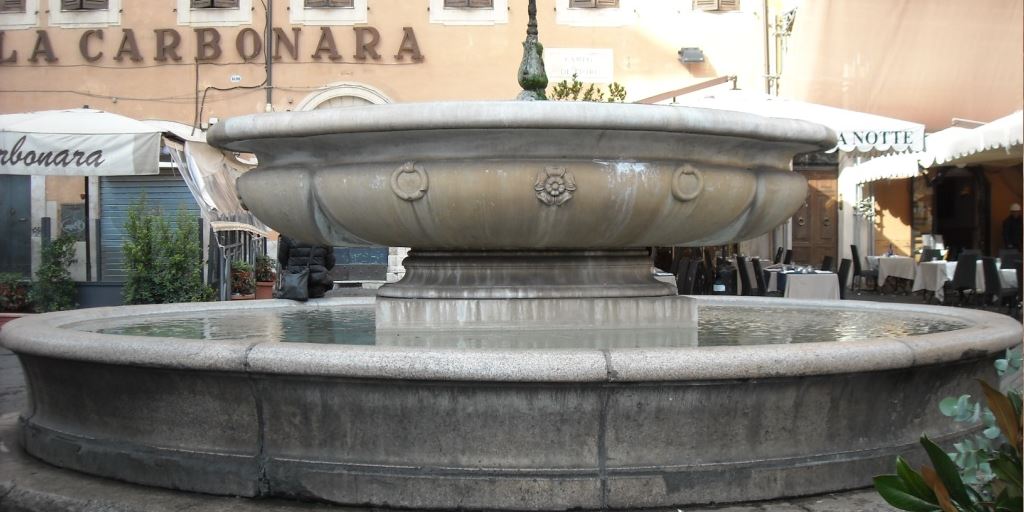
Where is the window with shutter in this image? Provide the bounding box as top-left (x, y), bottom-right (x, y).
top-left (62, 0), bottom-right (108, 9)
top-left (569, 0), bottom-right (617, 7)
top-left (693, 0), bottom-right (738, 11)
top-left (0, 0), bottom-right (24, 12)
top-left (191, 0), bottom-right (239, 7)
top-left (305, 0), bottom-right (354, 7)
top-left (444, 0), bottom-right (492, 7)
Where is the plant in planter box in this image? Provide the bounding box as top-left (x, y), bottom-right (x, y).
top-left (254, 255), bottom-right (276, 299)
top-left (230, 260), bottom-right (256, 298)
top-left (0, 273), bottom-right (31, 312)
top-left (30, 233), bottom-right (77, 312)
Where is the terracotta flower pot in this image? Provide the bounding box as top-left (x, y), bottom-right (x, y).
top-left (230, 293), bottom-right (255, 301)
top-left (255, 281), bottom-right (275, 299)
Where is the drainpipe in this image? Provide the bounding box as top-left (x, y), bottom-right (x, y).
top-left (763, 0), bottom-right (772, 95)
top-left (265, 0), bottom-right (273, 109)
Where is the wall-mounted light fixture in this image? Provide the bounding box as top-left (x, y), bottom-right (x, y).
top-left (678, 47), bottom-right (705, 63)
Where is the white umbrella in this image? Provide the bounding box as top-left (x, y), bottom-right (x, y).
top-left (0, 108), bottom-right (161, 176)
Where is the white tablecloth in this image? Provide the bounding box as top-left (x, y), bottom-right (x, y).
top-left (911, 260), bottom-right (1017, 301)
top-left (781, 272), bottom-right (841, 300)
top-left (867, 255), bottom-right (916, 283)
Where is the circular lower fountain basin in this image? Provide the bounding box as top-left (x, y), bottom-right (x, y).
top-left (2, 297), bottom-right (1018, 510)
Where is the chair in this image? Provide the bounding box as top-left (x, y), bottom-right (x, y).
top-left (751, 258), bottom-right (768, 296)
top-left (999, 249), bottom-right (1022, 270)
top-left (736, 256), bottom-right (754, 296)
top-left (820, 255), bottom-right (834, 272)
top-left (920, 249), bottom-right (942, 262)
top-left (837, 258), bottom-right (852, 300)
top-left (981, 257), bottom-right (1017, 313)
top-left (783, 249), bottom-right (794, 265)
top-left (773, 247), bottom-right (784, 265)
top-left (946, 253), bottom-right (979, 306)
top-left (850, 245), bottom-right (878, 291)
top-left (674, 259), bottom-right (692, 295)
top-left (676, 259), bottom-right (701, 295)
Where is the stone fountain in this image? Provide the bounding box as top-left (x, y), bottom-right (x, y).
top-left (1, 3), bottom-right (1020, 510)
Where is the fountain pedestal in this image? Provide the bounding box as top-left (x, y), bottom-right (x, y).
top-left (375, 249), bottom-right (694, 332)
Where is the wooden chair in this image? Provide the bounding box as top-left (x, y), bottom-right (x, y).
top-left (751, 258), bottom-right (768, 296)
top-left (945, 253), bottom-right (979, 306)
top-left (820, 255), bottom-right (834, 272)
top-left (783, 249), bottom-right (794, 265)
top-left (773, 247), bottom-right (784, 265)
top-left (837, 258), bottom-right (852, 300)
top-left (850, 245), bottom-right (878, 291)
top-left (981, 257), bottom-right (1016, 313)
top-left (736, 256), bottom-right (754, 296)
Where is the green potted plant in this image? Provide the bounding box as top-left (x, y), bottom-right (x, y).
top-left (0, 272), bottom-right (32, 328)
top-left (254, 255), bottom-right (276, 300)
top-left (230, 260), bottom-right (256, 300)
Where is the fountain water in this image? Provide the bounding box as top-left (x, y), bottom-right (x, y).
top-left (1, 3), bottom-right (1020, 510)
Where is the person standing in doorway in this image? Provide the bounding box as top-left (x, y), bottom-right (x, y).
top-left (276, 235), bottom-right (336, 299)
top-left (1002, 203), bottom-right (1022, 250)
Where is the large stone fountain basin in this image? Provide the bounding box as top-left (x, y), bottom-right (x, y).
top-left (208, 102), bottom-right (833, 248)
top-left (1, 297), bottom-right (1018, 510)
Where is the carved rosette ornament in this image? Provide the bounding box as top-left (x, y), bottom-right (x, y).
top-left (390, 161), bottom-right (428, 201)
top-left (534, 167), bottom-right (576, 206)
top-left (671, 164), bottom-right (704, 202)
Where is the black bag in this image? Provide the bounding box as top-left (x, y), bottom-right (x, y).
top-left (276, 256), bottom-right (312, 301)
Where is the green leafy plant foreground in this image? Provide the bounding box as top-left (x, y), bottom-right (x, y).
top-left (123, 197), bottom-right (213, 304)
top-left (255, 254), bottom-right (276, 283)
top-left (30, 234), bottom-right (77, 312)
top-left (0, 273), bottom-right (31, 312)
top-left (231, 260), bottom-right (256, 296)
top-left (549, 73), bottom-right (627, 103)
top-left (874, 348), bottom-right (1023, 512)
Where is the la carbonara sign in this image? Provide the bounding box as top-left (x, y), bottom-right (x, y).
top-left (0, 132), bottom-right (159, 176)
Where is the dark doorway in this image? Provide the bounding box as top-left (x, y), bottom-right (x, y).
top-left (933, 167), bottom-right (989, 258)
top-left (0, 175), bottom-right (32, 276)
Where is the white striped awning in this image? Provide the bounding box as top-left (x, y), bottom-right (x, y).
top-left (845, 152), bottom-right (923, 185)
top-left (919, 110), bottom-right (1023, 168)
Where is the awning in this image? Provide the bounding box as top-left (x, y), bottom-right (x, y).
top-left (0, 108), bottom-right (161, 176)
top-left (146, 119), bottom-right (270, 239)
top-left (665, 90), bottom-right (925, 153)
top-left (919, 110), bottom-right (1023, 168)
top-left (843, 152), bottom-right (923, 185)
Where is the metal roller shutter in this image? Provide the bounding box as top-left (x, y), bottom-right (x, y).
top-left (99, 176), bottom-right (200, 281)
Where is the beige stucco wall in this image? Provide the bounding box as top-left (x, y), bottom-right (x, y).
top-left (0, 1), bottom-right (772, 123)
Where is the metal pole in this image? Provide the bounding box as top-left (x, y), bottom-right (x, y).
top-left (95, 219), bottom-right (104, 282)
top-left (40, 217), bottom-right (51, 248)
top-left (84, 177), bottom-right (91, 282)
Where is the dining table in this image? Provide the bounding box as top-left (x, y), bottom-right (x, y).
top-left (911, 260), bottom-right (1018, 302)
top-left (866, 255), bottom-right (916, 284)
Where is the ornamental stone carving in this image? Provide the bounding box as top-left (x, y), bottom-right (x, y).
top-left (391, 161), bottom-right (428, 201)
top-left (671, 164), bottom-right (704, 202)
top-left (534, 166), bottom-right (576, 206)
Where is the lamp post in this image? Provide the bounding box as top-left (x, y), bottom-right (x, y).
top-left (517, 0), bottom-right (548, 100)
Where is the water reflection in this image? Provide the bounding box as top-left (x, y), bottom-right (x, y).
top-left (75, 305), bottom-right (967, 349)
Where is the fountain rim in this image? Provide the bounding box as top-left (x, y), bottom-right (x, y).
top-left (206, 100), bottom-right (837, 152)
top-left (2, 297), bottom-right (1017, 383)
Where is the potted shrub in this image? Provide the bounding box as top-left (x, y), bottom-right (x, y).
top-left (230, 260), bottom-right (256, 300)
top-left (0, 272), bottom-right (32, 328)
top-left (254, 255), bottom-right (276, 299)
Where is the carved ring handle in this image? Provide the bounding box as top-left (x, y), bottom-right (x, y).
top-left (671, 164), bottom-right (704, 202)
top-left (391, 162), bottom-right (429, 201)
top-left (797, 217), bottom-right (806, 226)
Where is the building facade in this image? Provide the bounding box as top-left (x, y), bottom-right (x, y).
top-left (1, 0), bottom-right (782, 283)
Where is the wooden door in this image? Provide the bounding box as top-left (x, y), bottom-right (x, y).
top-left (0, 175), bottom-right (31, 276)
top-left (791, 171), bottom-right (838, 268)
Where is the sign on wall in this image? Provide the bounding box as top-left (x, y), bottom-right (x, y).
top-left (544, 48), bottom-right (614, 83)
